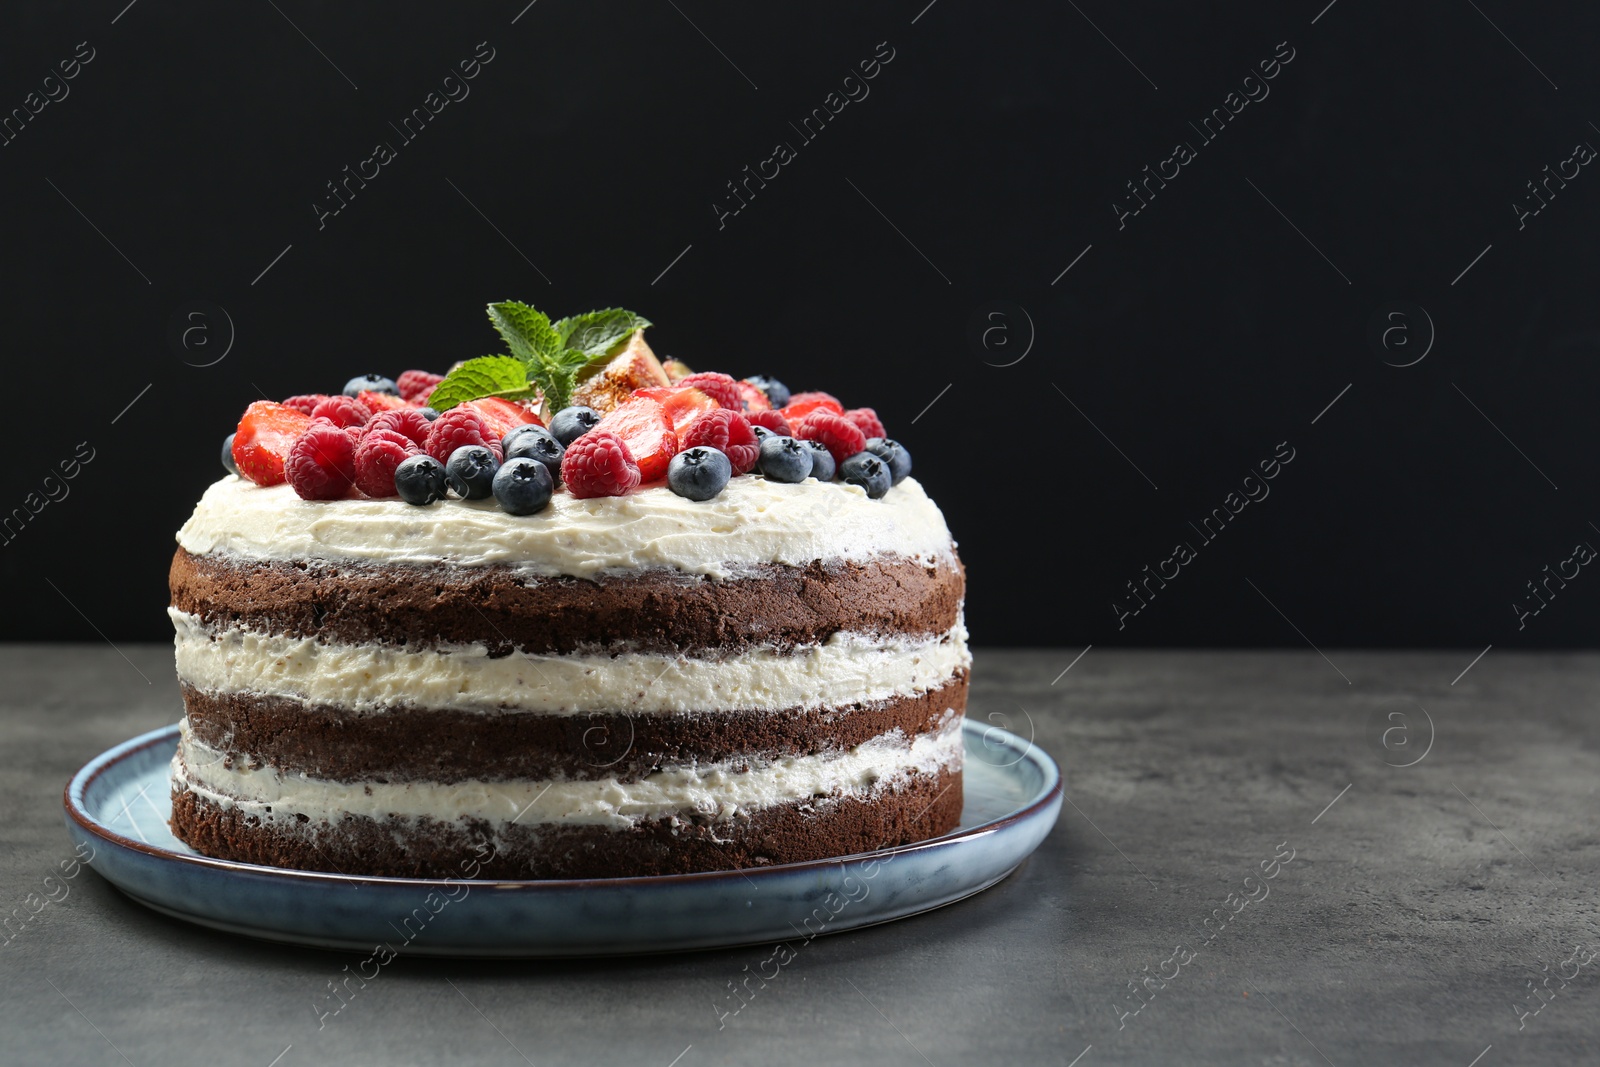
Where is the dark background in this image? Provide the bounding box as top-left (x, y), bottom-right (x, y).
top-left (2, 1), bottom-right (1597, 649)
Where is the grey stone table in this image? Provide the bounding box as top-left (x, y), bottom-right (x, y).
top-left (2, 646), bottom-right (1597, 1066)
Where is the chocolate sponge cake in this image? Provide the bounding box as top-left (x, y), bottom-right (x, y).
top-left (168, 306), bottom-right (966, 879)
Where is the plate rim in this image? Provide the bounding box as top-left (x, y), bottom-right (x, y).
top-left (64, 718), bottom-right (1061, 892)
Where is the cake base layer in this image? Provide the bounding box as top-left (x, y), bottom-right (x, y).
top-left (169, 548), bottom-right (965, 655)
top-left (180, 671), bottom-right (968, 783)
top-left (169, 766), bottom-right (963, 879)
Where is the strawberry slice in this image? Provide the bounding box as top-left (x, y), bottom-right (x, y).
top-left (460, 397), bottom-right (542, 439)
top-left (779, 391), bottom-right (844, 425)
top-left (232, 401), bottom-right (312, 486)
top-left (357, 390), bottom-right (412, 414)
top-left (594, 396), bottom-right (678, 482)
top-left (633, 386), bottom-right (719, 435)
top-left (734, 380), bottom-right (772, 412)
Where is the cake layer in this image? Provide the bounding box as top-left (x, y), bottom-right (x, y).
top-left (170, 609), bottom-right (969, 716)
top-left (170, 764), bottom-right (963, 879)
top-left (169, 548), bottom-right (964, 656)
top-left (180, 670), bottom-right (967, 783)
top-left (173, 716), bottom-right (962, 829)
top-left (177, 475), bottom-right (958, 578)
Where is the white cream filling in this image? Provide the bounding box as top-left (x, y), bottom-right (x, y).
top-left (172, 717), bottom-right (964, 830)
top-left (176, 474), bottom-right (958, 578)
top-left (170, 609), bottom-right (969, 715)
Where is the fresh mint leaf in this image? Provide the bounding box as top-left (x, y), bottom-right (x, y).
top-left (425, 355), bottom-right (533, 412)
top-left (553, 308), bottom-right (652, 358)
top-left (487, 301), bottom-right (564, 365)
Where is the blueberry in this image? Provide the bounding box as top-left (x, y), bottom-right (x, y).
top-left (548, 406), bottom-right (601, 446)
top-left (221, 433), bottom-right (239, 476)
top-left (865, 438), bottom-right (912, 484)
top-left (840, 452), bottom-right (891, 499)
top-left (418, 406), bottom-right (441, 421)
top-left (804, 439), bottom-right (836, 482)
top-left (344, 373), bottom-right (397, 397)
top-left (446, 445), bottom-right (500, 500)
top-left (751, 425), bottom-right (774, 443)
top-left (745, 375), bottom-right (790, 408)
top-left (667, 446), bottom-right (732, 501)
top-left (503, 425), bottom-right (564, 480)
top-left (492, 457), bottom-right (555, 515)
top-left (757, 436), bottom-right (813, 483)
top-left (394, 455), bottom-right (449, 505)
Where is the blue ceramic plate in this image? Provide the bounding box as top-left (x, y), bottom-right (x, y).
top-left (63, 719), bottom-right (1060, 957)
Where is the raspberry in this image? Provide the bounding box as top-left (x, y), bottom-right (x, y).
top-left (396, 370), bottom-right (445, 402)
top-left (593, 397), bottom-right (678, 482)
top-left (353, 428), bottom-right (419, 498)
top-left (682, 408), bottom-right (760, 475)
top-left (285, 423), bottom-right (358, 500)
top-left (676, 372), bottom-right (744, 411)
top-left (779, 391), bottom-right (844, 425)
top-left (310, 394), bottom-right (372, 429)
top-left (281, 394), bottom-right (330, 416)
top-left (425, 407), bottom-right (502, 464)
top-left (748, 409), bottom-right (792, 436)
top-left (844, 407), bottom-right (886, 440)
top-left (232, 401), bottom-right (313, 486)
top-left (366, 408), bottom-right (432, 447)
top-left (561, 431), bottom-right (641, 498)
top-left (796, 410), bottom-right (866, 466)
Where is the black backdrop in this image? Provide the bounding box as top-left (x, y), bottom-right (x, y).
top-left (3, 1), bottom-right (1598, 649)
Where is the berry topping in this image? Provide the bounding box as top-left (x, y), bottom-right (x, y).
top-left (425, 407), bottom-right (503, 465)
top-left (804, 439), bottom-right (837, 482)
top-left (634, 386), bottom-right (720, 434)
top-left (366, 408), bottom-right (432, 448)
top-left (418, 407), bottom-right (440, 421)
top-left (676, 372), bottom-right (743, 411)
top-left (353, 428), bottom-right (419, 498)
top-left (492, 457), bottom-right (555, 515)
top-left (733, 380), bottom-right (773, 412)
top-left (548, 405), bottom-right (602, 446)
top-left (779, 391), bottom-right (843, 424)
top-left (844, 407), bottom-right (886, 440)
top-left (756, 435), bottom-right (814, 483)
top-left (866, 437), bottom-right (912, 484)
top-left (460, 397), bottom-right (540, 439)
top-left (562, 430), bottom-right (642, 498)
top-left (668, 446), bottom-right (732, 501)
top-left (751, 425), bottom-right (774, 442)
top-left (310, 394), bottom-right (372, 430)
top-left (745, 375), bottom-right (791, 409)
top-left (839, 452), bottom-right (891, 499)
top-left (357, 390), bottom-right (412, 414)
top-left (396, 370), bottom-right (445, 403)
top-left (681, 408), bottom-right (759, 475)
top-left (503, 425), bottom-right (565, 480)
top-left (747, 409), bottom-right (792, 436)
top-left (593, 397), bottom-right (678, 482)
top-left (344, 374), bottom-right (397, 397)
top-left (394, 454), bottom-right (448, 505)
top-left (280, 394), bottom-right (330, 416)
top-left (285, 422), bottom-right (358, 500)
top-left (232, 401), bottom-right (313, 486)
top-left (220, 433), bottom-right (239, 477)
top-left (795, 409), bottom-right (867, 466)
top-left (445, 445), bottom-right (500, 500)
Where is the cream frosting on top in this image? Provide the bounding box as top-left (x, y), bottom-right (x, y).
top-left (177, 474), bottom-right (957, 578)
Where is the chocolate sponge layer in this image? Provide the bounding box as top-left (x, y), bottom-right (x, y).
top-left (181, 670), bottom-right (967, 784)
top-left (170, 548), bottom-right (964, 656)
top-left (170, 765), bottom-right (963, 879)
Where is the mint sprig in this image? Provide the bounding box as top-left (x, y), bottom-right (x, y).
top-left (428, 302), bottom-right (651, 414)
